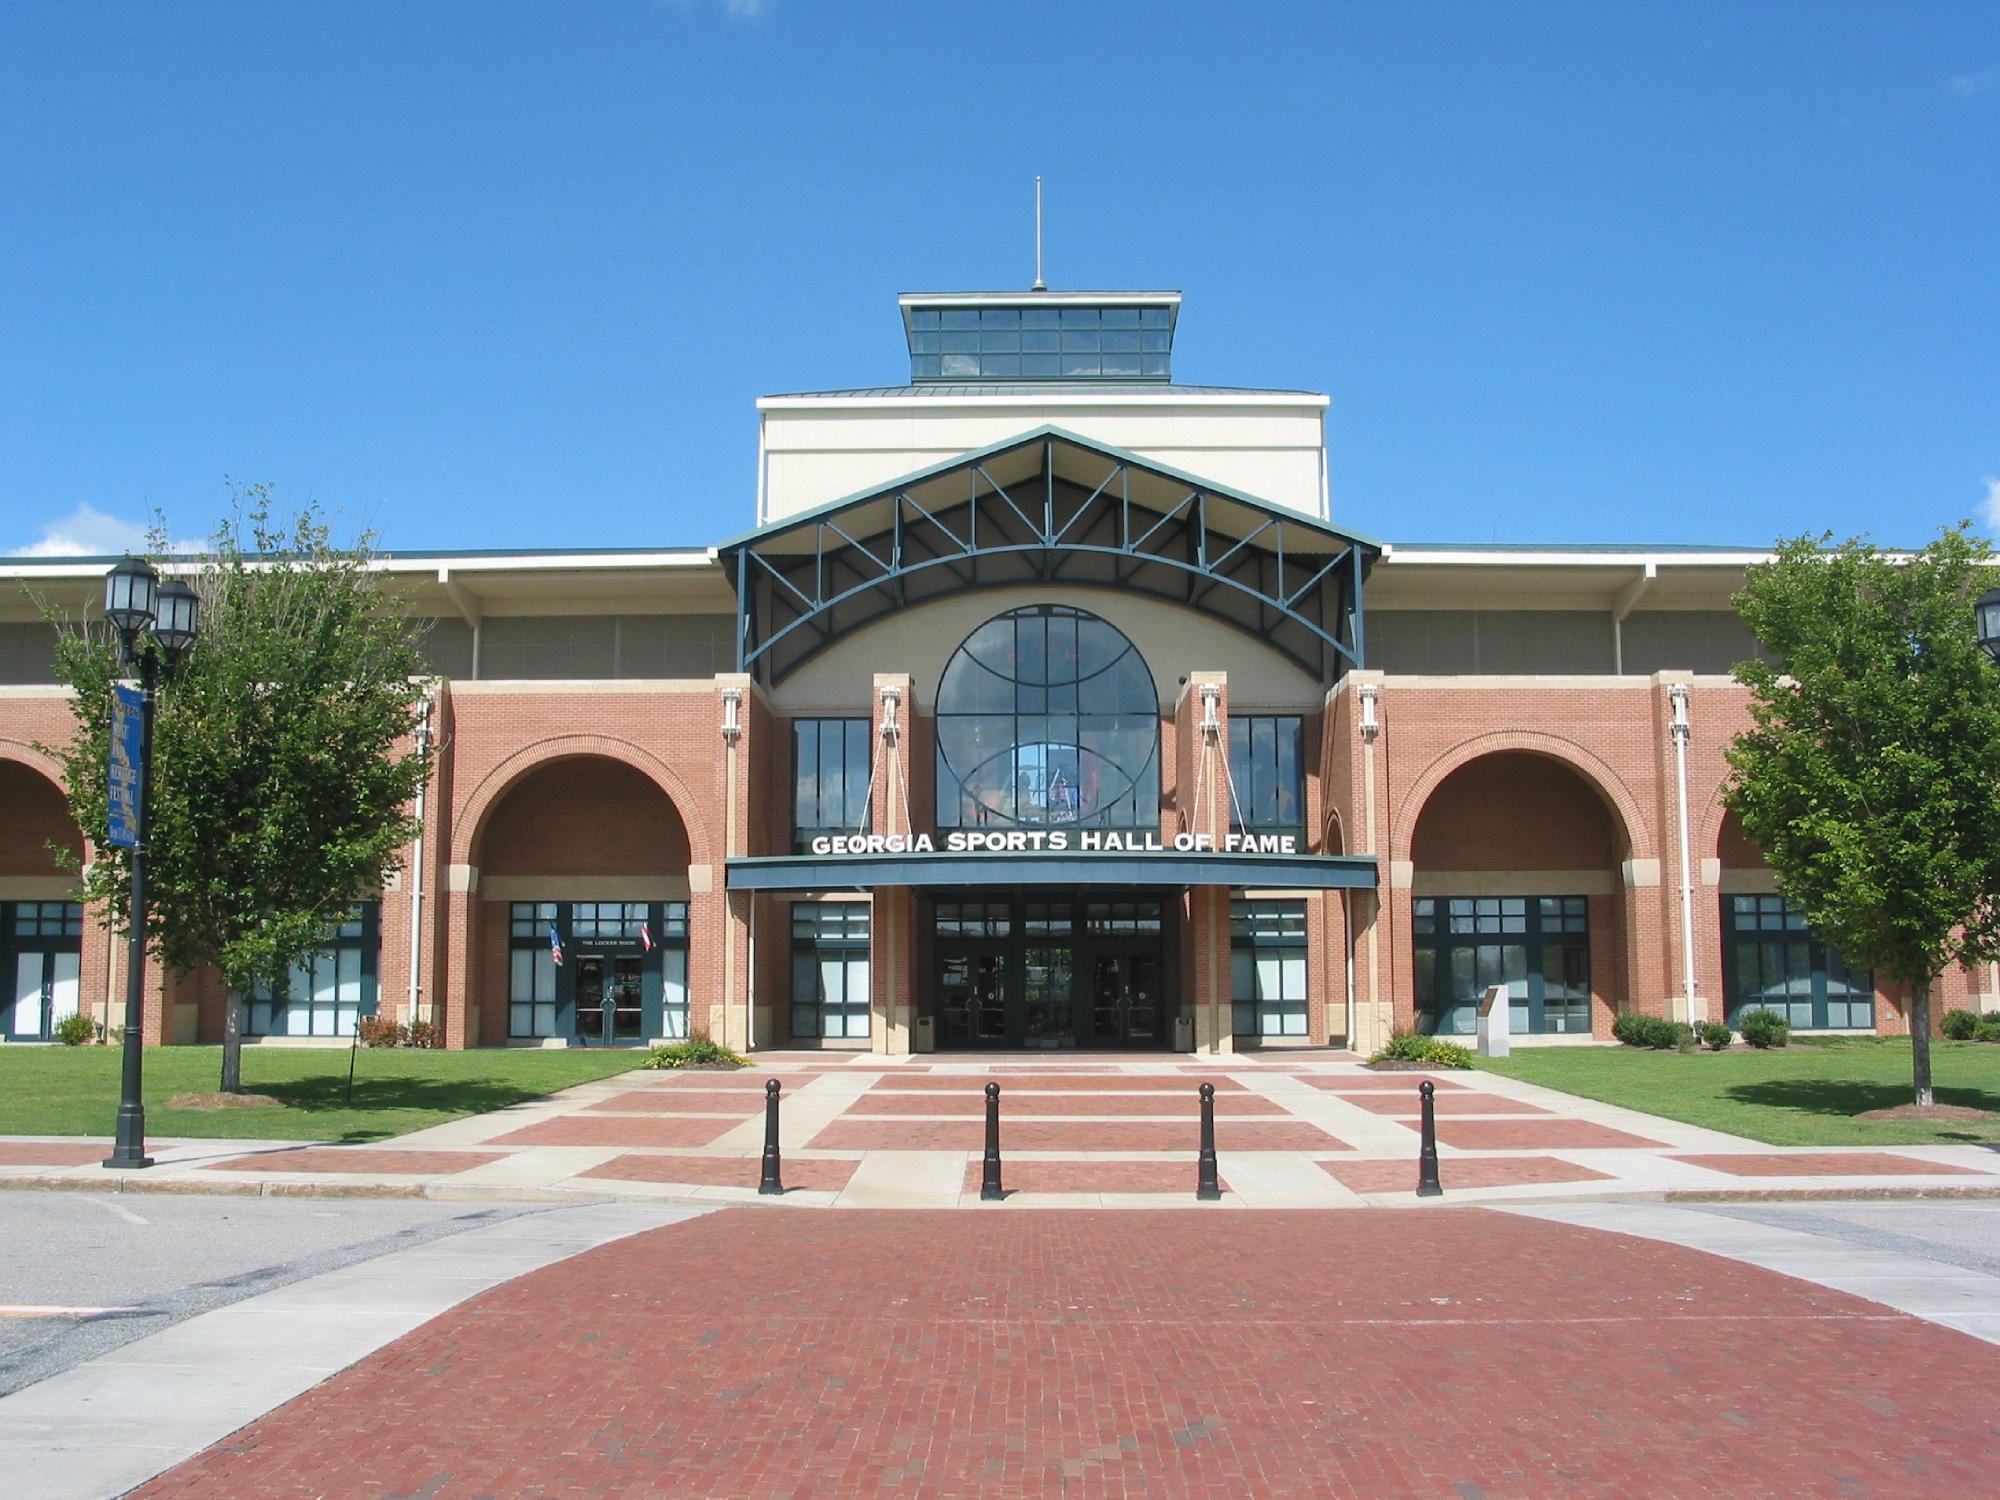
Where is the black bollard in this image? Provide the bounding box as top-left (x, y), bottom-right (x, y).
top-left (601, 993), bottom-right (616, 1049)
top-left (758, 1078), bottom-right (784, 1196)
top-left (1416, 1079), bottom-right (1443, 1197)
top-left (980, 1081), bottom-right (1004, 1201)
top-left (1196, 1082), bottom-right (1222, 1201)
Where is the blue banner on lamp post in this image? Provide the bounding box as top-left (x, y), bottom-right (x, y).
top-left (108, 683), bottom-right (143, 849)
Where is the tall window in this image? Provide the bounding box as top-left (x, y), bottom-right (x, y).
top-left (935, 604), bottom-right (1158, 830)
top-left (792, 902), bottom-right (871, 1040)
top-left (793, 718), bottom-right (872, 851)
top-left (1228, 715), bottom-right (1303, 836)
top-left (3, 900), bottom-right (82, 1042)
top-left (1414, 896), bottom-right (1591, 1036)
top-left (509, 901), bottom-right (560, 1038)
top-left (1231, 901), bottom-right (1308, 1038)
top-left (1723, 895), bottom-right (1873, 1030)
top-left (246, 904), bottom-right (380, 1038)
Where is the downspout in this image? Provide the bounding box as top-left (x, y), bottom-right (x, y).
top-left (1668, 682), bottom-right (1697, 1023)
top-left (721, 686), bottom-right (745, 1050)
top-left (406, 689), bottom-right (434, 1029)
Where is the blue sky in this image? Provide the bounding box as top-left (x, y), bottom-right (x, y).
top-left (2, 1), bottom-right (1994, 556)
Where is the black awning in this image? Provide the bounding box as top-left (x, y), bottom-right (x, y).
top-left (725, 850), bottom-right (1378, 893)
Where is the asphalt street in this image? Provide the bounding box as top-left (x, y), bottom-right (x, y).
top-left (0, 1192), bottom-right (538, 1395)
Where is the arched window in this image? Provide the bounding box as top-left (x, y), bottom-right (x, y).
top-left (934, 604), bottom-right (1159, 829)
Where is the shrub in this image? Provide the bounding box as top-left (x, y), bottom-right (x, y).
top-left (404, 1020), bottom-right (441, 1049)
top-left (1975, 1015), bottom-right (2000, 1044)
top-left (355, 1016), bottom-right (407, 1049)
top-left (54, 1012), bottom-right (96, 1046)
top-left (1738, 1008), bottom-right (1790, 1049)
top-left (1941, 1009), bottom-right (1979, 1041)
top-left (1612, 1013), bottom-right (1694, 1050)
top-left (1367, 1033), bottom-right (1474, 1069)
top-left (641, 1031), bottom-right (749, 1070)
top-left (1698, 1021), bottom-right (1733, 1051)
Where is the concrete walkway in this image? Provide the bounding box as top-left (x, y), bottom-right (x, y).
top-left (5, 1051), bottom-right (1996, 1210)
top-left (0, 1201), bottom-right (706, 1500)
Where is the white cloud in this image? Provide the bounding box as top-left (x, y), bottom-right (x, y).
top-left (11, 504), bottom-right (203, 558)
top-left (13, 504), bottom-right (155, 558)
top-left (1983, 476), bottom-right (2000, 533)
top-left (1948, 70), bottom-right (2000, 98)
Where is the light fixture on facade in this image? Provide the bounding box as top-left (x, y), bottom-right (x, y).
top-left (1358, 682), bottom-right (1380, 743)
top-left (720, 685), bottom-right (743, 744)
top-left (1668, 682), bottom-right (1691, 741)
top-left (1198, 682), bottom-right (1220, 740)
top-left (879, 683), bottom-right (901, 744)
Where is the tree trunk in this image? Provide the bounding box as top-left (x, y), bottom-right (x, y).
top-left (1910, 977), bottom-right (1934, 1110)
top-left (220, 992), bottom-right (243, 1094)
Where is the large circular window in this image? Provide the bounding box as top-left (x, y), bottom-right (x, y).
top-left (934, 604), bottom-right (1159, 829)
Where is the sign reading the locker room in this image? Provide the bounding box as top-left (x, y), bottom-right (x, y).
top-left (807, 830), bottom-right (1300, 857)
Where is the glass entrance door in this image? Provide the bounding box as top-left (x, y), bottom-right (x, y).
top-left (940, 951), bottom-right (1009, 1048)
top-left (8, 949), bottom-right (80, 1042)
top-left (576, 955), bottom-right (644, 1043)
top-left (1087, 951), bottom-right (1160, 1045)
top-left (1022, 945), bottom-right (1075, 1046)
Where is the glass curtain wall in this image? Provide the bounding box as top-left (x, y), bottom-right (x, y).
top-left (793, 718), bottom-right (871, 851)
top-left (1228, 716), bottom-right (1304, 838)
top-left (935, 605), bottom-right (1158, 831)
top-left (792, 902), bottom-right (871, 1041)
top-left (1414, 896), bottom-right (1592, 1036)
top-left (1231, 901), bottom-right (1308, 1039)
top-left (244, 904), bottom-right (380, 1038)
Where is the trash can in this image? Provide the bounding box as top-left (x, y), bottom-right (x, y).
top-left (1173, 1014), bottom-right (1195, 1053)
top-left (914, 1016), bottom-right (936, 1054)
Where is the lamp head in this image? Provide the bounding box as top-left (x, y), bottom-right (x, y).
top-left (1978, 587), bottom-right (2000, 665)
top-left (102, 557), bottom-right (159, 639)
top-left (153, 579), bottom-right (200, 658)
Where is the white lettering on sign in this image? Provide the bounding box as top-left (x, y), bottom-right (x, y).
top-left (807, 830), bottom-right (1299, 858)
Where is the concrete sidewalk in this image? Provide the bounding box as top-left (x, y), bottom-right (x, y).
top-left (6, 1051), bottom-right (1997, 1209)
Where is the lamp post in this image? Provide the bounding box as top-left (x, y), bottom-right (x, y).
top-left (101, 558), bottom-right (199, 1170)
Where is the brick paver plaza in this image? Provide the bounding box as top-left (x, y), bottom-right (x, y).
top-left (135, 1207), bottom-right (2000, 1498)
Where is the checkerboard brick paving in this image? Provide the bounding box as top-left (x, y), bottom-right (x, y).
top-left (961, 1160), bottom-right (1230, 1194)
top-left (0, 1141), bottom-right (126, 1167)
top-left (580, 1153), bottom-right (860, 1192)
top-left (1431, 1118), bottom-right (1667, 1150)
top-left (1320, 1156), bottom-right (1613, 1193)
top-left (871, 1073), bottom-right (1248, 1091)
top-left (1339, 1092), bottom-right (1553, 1116)
top-left (1300, 1073), bottom-right (1467, 1091)
top-left (847, 1090), bottom-right (1276, 1116)
top-left (489, 1115), bottom-right (745, 1148)
top-left (809, 1118), bottom-right (1346, 1152)
top-left (133, 1208), bottom-right (2000, 1498)
top-left (209, 1148), bottom-right (503, 1175)
top-left (581, 1091), bottom-right (767, 1114)
top-left (1674, 1152), bottom-right (1983, 1178)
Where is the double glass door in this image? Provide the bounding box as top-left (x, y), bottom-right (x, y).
top-left (933, 895), bottom-right (1168, 1049)
top-left (576, 956), bottom-right (644, 1043)
top-left (8, 949), bottom-right (80, 1042)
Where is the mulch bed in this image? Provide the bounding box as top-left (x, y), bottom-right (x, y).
top-left (1854, 1103), bottom-right (1997, 1123)
top-left (164, 1091), bottom-right (284, 1110)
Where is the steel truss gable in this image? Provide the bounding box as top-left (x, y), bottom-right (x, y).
top-left (725, 430), bottom-right (1377, 685)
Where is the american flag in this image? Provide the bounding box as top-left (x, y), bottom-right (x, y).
top-left (548, 922), bottom-right (563, 968)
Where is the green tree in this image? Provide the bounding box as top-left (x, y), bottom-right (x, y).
top-left (1727, 523), bottom-right (2000, 1107)
top-left (43, 491), bottom-right (431, 1092)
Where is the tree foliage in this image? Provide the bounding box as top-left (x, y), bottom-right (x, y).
top-left (43, 490), bottom-right (431, 1086)
top-left (1726, 524), bottom-right (2000, 1104)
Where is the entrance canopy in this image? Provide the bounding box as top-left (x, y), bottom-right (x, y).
top-left (726, 850), bottom-right (1380, 893)
top-left (717, 427), bottom-right (1381, 685)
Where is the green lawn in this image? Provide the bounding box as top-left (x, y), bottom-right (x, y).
top-left (1476, 1037), bottom-right (2000, 1147)
top-left (0, 1045), bottom-right (650, 1143)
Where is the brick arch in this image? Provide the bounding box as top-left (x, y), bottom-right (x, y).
top-left (1698, 782), bottom-right (1740, 865)
top-left (1391, 731), bottom-right (1653, 865)
top-left (0, 738), bottom-right (88, 870)
top-left (452, 735), bottom-right (714, 869)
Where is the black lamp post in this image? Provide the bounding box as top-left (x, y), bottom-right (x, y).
top-left (101, 558), bottom-right (199, 1170)
top-left (1977, 588), bottom-right (2000, 665)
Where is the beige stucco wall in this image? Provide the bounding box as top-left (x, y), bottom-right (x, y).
top-left (758, 397), bottom-right (1331, 524)
top-left (769, 583), bottom-right (1325, 713)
